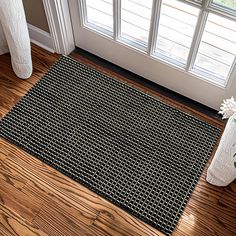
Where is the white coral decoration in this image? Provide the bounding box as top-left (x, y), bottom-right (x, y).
top-left (219, 97), bottom-right (236, 119)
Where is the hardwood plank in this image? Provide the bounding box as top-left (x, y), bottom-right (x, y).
top-left (0, 46), bottom-right (59, 119)
top-left (5, 150), bottom-right (99, 217)
top-left (93, 209), bottom-right (164, 236)
top-left (0, 147), bottom-right (101, 235)
top-left (0, 178), bottom-right (42, 223)
top-left (0, 139), bottom-right (16, 158)
top-left (23, 182), bottom-right (99, 230)
top-left (32, 204), bottom-right (99, 236)
top-left (0, 204), bottom-right (48, 236)
top-left (0, 159), bottom-right (26, 190)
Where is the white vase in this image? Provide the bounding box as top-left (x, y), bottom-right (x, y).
top-left (0, 0), bottom-right (32, 79)
top-left (207, 113), bottom-right (236, 186)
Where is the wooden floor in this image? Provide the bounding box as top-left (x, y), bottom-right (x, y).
top-left (0, 45), bottom-right (236, 236)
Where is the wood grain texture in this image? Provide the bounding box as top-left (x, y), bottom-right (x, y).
top-left (0, 44), bottom-right (235, 236)
top-left (0, 204), bottom-right (48, 236)
top-left (0, 178), bottom-right (42, 222)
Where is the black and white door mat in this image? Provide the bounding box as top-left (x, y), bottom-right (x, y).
top-left (0, 56), bottom-right (221, 235)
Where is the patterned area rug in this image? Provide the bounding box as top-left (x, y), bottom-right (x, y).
top-left (0, 56), bottom-right (221, 235)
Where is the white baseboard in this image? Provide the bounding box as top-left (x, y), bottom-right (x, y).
top-left (28, 23), bottom-right (55, 53)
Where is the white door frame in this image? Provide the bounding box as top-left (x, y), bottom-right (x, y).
top-left (66, 0), bottom-right (232, 110)
top-left (42, 0), bottom-right (75, 55)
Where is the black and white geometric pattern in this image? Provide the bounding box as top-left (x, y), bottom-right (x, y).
top-left (0, 56), bottom-right (221, 235)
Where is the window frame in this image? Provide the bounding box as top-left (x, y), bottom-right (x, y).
top-left (80, 0), bottom-right (114, 37)
top-left (152, 0), bottom-right (202, 69)
top-left (80, 0), bottom-right (236, 88)
top-left (189, 0), bottom-right (236, 86)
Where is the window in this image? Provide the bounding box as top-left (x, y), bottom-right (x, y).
top-left (155, 0), bottom-right (199, 67)
top-left (192, 13), bottom-right (236, 84)
top-left (81, 0), bottom-right (236, 87)
top-left (212, 0), bottom-right (236, 10)
top-left (84, 0), bottom-right (113, 35)
top-left (120, 0), bottom-right (153, 48)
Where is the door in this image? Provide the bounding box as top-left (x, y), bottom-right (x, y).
top-left (69, 0), bottom-right (236, 110)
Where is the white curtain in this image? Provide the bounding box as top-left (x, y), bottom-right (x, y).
top-left (0, 0), bottom-right (32, 79)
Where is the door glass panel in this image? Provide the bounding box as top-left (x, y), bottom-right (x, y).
top-left (120, 0), bottom-right (153, 48)
top-left (85, 0), bottom-right (113, 34)
top-left (212, 0), bottom-right (236, 11)
top-left (154, 0), bottom-right (199, 67)
top-left (192, 13), bottom-right (236, 85)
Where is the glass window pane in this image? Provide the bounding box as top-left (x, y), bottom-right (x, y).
top-left (192, 13), bottom-right (236, 85)
top-left (212, 0), bottom-right (236, 11)
top-left (85, 0), bottom-right (113, 34)
top-left (120, 0), bottom-right (153, 47)
top-left (154, 0), bottom-right (199, 66)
